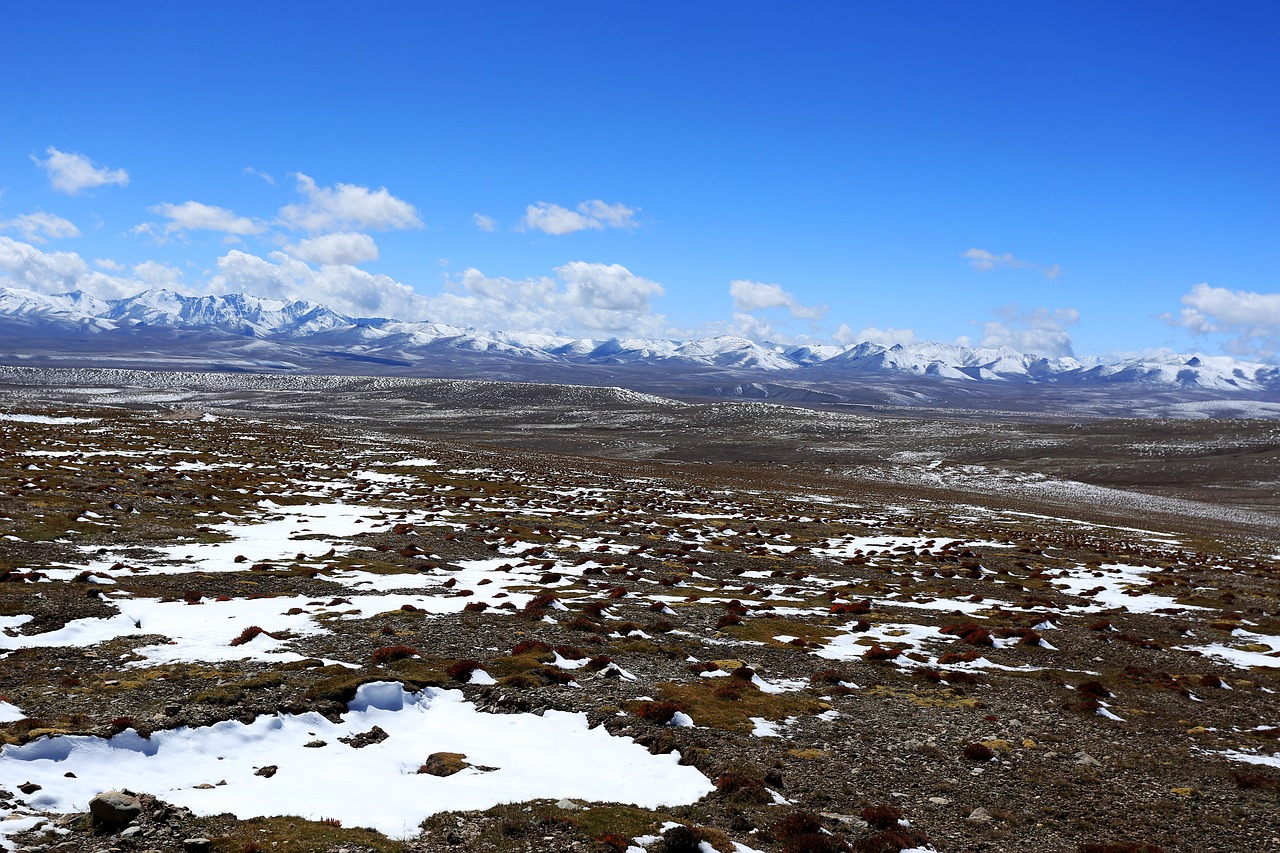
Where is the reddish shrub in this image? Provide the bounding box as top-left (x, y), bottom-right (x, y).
top-left (938, 650), bottom-right (980, 665)
top-left (512, 639), bottom-right (553, 656)
top-left (860, 804), bottom-right (902, 830)
top-left (230, 625), bottom-right (274, 646)
top-left (585, 655), bottom-right (614, 671)
top-left (1077, 680), bottom-right (1112, 699)
top-left (716, 614), bottom-right (744, 629)
top-left (715, 771), bottom-right (770, 802)
top-left (863, 644), bottom-right (901, 662)
top-left (962, 742), bottom-right (995, 761)
top-left (633, 700), bottom-right (683, 725)
top-left (446, 659), bottom-right (483, 681)
top-left (371, 645), bottom-right (419, 665)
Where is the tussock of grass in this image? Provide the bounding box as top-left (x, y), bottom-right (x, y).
top-left (647, 680), bottom-right (825, 733)
top-left (205, 815), bottom-right (406, 852)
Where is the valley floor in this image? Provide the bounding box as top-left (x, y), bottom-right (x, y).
top-left (0, 372), bottom-right (1276, 853)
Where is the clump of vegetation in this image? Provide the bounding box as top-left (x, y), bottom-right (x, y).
top-left (633, 700), bottom-right (685, 725)
top-left (962, 742), bottom-right (996, 761)
top-left (768, 811), bottom-right (847, 853)
top-left (941, 622), bottom-right (994, 646)
top-left (863, 644), bottom-right (901, 662)
top-left (371, 645), bottom-right (418, 665)
top-left (446, 659), bottom-right (484, 681)
top-left (229, 625), bottom-right (278, 646)
top-left (859, 804), bottom-right (902, 830)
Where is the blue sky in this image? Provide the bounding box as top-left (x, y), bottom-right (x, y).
top-left (2, 2), bottom-right (1278, 360)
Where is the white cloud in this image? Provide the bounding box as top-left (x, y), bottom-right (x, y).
top-left (278, 173), bottom-right (422, 233)
top-left (212, 250), bottom-right (425, 319)
top-left (282, 232), bottom-right (379, 266)
top-left (242, 166), bottom-right (276, 186)
top-left (974, 305), bottom-right (1079, 357)
top-left (963, 248), bottom-right (1061, 280)
top-left (520, 200), bottom-right (638, 235)
top-left (432, 262), bottom-right (667, 335)
top-left (32, 147), bottom-right (129, 195)
top-left (1, 212), bottom-right (80, 244)
top-left (0, 236), bottom-right (142, 300)
top-left (94, 258), bottom-right (125, 271)
top-left (149, 201), bottom-right (264, 236)
top-left (835, 324), bottom-right (917, 347)
top-left (1163, 283), bottom-right (1280, 360)
top-left (0, 237), bottom-right (672, 337)
top-left (729, 279), bottom-right (826, 320)
top-left (132, 260), bottom-right (184, 290)
top-left (472, 213), bottom-right (496, 232)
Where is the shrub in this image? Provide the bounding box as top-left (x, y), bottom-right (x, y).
top-left (860, 804), bottom-right (902, 830)
top-left (371, 645), bottom-right (418, 665)
top-left (446, 659), bottom-right (483, 681)
top-left (962, 742), bottom-right (995, 761)
top-left (715, 771), bottom-right (770, 803)
top-left (230, 625), bottom-right (274, 646)
top-left (863, 644), bottom-right (901, 662)
top-left (634, 700), bottom-right (683, 725)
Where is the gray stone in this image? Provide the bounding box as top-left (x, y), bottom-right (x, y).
top-left (183, 840), bottom-right (213, 853)
top-left (967, 807), bottom-right (994, 823)
top-left (88, 790), bottom-right (142, 829)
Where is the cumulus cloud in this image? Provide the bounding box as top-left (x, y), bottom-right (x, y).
top-left (212, 250), bottom-right (425, 318)
top-left (963, 248), bottom-right (1061, 280)
top-left (32, 147), bottom-right (129, 195)
top-left (132, 260), bottom-right (184, 290)
top-left (282, 232), bottom-right (379, 266)
top-left (973, 305), bottom-right (1079, 357)
top-left (0, 236), bottom-right (144, 300)
top-left (835, 324), bottom-right (918, 347)
top-left (148, 201), bottom-right (265, 237)
top-left (0, 236), bottom-right (672, 337)
top-left (94, 258), bottom-right (124, 271)
top-left (472, 213), bottom-right (496, 232)
top-left (278, 173), bottom-right (422, 233)
top-left (729, 279), bottom-right (826, 320)
top-left (432, 262), bottom-right (667, 335)
top-left (1, 212), bottom-right (80, 244)
top-left (520, 200), bottom-right (638, 235)
top-left (1163, 283), bottom-right (1280, 360)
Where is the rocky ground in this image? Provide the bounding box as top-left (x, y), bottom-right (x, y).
top-left (0, 374), bottom-right (1276, 853)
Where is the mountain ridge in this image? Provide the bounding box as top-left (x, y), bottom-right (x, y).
top-left (1, 285), bottom-right (1277, 401)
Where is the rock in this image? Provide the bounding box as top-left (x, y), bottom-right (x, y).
top-left (183, 839), bottom-right (213, 853)
top-left (16, 782), bottom-right (41, 795)
top-left (254, 765), bottom-right (278, 778)
top-left (120, 826), bottom-right (143, 839)
top-left (1075, 751), bottom-right (1102, 766)
top-left (338, 725), bottom-right (388, 748)
top-left (928, 796), bottom-right (951, 805)
top-left (418, 752), bottom-right (469, 777)
top-left (967, 807), bottom-right (994, 823)
top-left (555, 798), bottom-right (583, 810)
top-left (89, 790), bottom-right (142, 829)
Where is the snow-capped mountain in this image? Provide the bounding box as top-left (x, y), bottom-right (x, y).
top-left (1, 286), bottom-right (1277, 402)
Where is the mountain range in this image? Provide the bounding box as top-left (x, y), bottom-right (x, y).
top-left (2, 286), bottom-right (1278, 415)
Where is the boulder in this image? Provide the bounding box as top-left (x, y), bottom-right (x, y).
top-left (89, 789), bottom-right (142, 829)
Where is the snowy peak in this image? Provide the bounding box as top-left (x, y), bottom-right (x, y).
top-left (0, 285), bottom-right (1275, 396)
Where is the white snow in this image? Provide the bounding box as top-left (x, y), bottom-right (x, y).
top-left (0, 683), bottom-right (713, 839)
